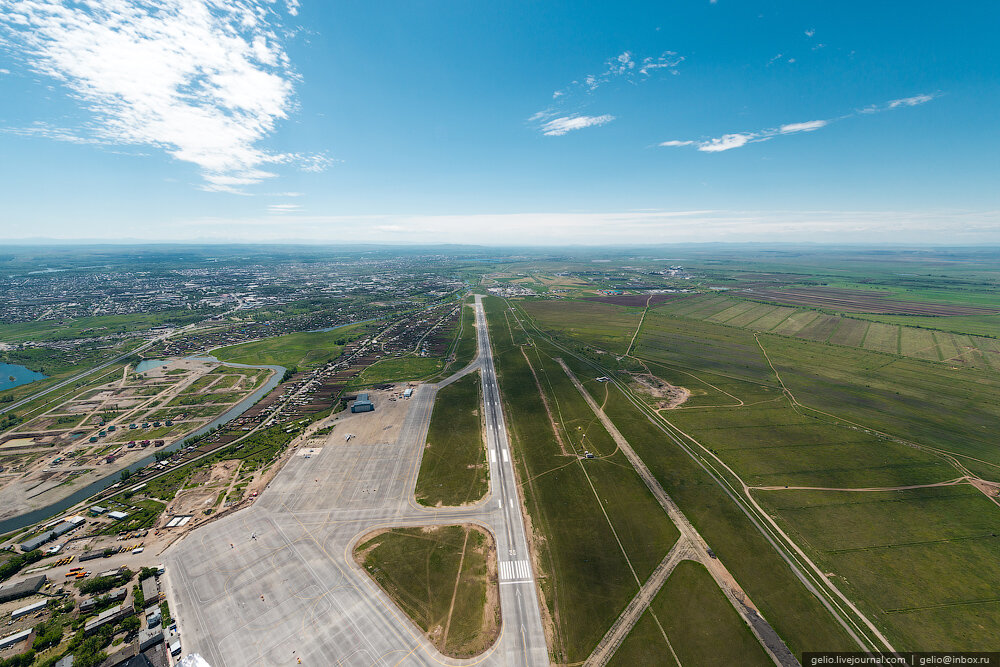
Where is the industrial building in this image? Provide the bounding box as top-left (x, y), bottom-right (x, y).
top-left (107, 510), bottom-right (129, 520)
top-left (139, 627), bottom-right (163, 651)
top-left (83, 602), bottom-right (133, 635)
top-left (18, 516), bottom-right (85, 552)
top-left (0, 629), bottom-right (31, 651)
top-left (351, 393), bottom-right (374, 413)
top-left (0, 575), bottom-right (47, 603)
top-left (140, 576), bottom-right (159, 609)
top-left (11, 599), bottom-right (48, 620)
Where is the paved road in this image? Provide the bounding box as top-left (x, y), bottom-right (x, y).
top-left (162, 298), bottom-right (548, 666)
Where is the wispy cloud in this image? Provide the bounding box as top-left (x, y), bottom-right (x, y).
top-left (779, 120), bottom-right (828, 133)
top-left (539, 114), bottom-right (615, 136)
top-left (888, 94), bottom-right (936, 108)
top-left (0, 0), bottom-right (327, 193)
top-left (532, 49), bottom-right (681, 137)
top-left (553, 50), bottom-right (683, 98)
top-left (661, 94), bottom-right (936, 153)
top-left (268, 203), bottom-right (301, 214)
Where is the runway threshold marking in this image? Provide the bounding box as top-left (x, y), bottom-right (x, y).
top-left (500, 559), bottom-right (530, 581)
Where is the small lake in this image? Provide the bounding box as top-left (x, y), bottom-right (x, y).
top-left (0, 363), bottom-right (47, 391)
top-left (134, 359), bottom-right (169, 373)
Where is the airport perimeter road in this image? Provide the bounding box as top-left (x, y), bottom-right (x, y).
top-left (162, 297), bottom-right (548, 667)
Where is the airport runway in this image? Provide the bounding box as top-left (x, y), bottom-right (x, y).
top-left (163, 297), bottom-right (548, 666)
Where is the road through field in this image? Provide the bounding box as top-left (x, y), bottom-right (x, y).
top-left (162, 297), bottom-right (548, 666)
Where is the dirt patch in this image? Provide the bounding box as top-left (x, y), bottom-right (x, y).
top-left (630, 373), bottom-right (690, 409)
top-left (970, 477), bottom-right (1000, 499)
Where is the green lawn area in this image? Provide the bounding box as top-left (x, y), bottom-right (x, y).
top-left (354, 525), bottom-right (499, 658)
top-left (415, 371), bottom-right (487, 507)
top-left (609, 560), bottom-right (772, 667)
top-left (213, 323), bottom-right (361, 370)
top-left (349, 356), bottom-right (443, 386)
top-left (758, 485), bottom-right (1000, 651)
top-left (451, 301), bottom-right (478, 369)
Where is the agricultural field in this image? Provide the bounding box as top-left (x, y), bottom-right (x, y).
top-left (353, 525), bottom-right (500, 658)
top-left (741, 287), bottom-right (1000, 316)
top-left (213, 322), bottom-right (362, 370)
top-left (414, 371), bottom-right (487, 507)
top-left (514, 294), bottom-right (1000, 652)
top-left (582, 293), bottom-right (689, 307)
top-left (609, 560), bottom-right (772, 667)
top-left (648, 293), bottom-right (1000, 371)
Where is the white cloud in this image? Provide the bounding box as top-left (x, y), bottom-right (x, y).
top-left (0, 68), bottom-right (9, 74)
top-left (540, 114), bottom-right (615, 136)
top-left (662, 93), bottom-right (937, 154)
top-left (697, 133), bottom-right (753, 152)
top-left (268, 203), bottom-right (301, 214)
top-left (805, 28), bottom-right (815, 37)
top-left (779, 120), bottom-right (828, 133)
top-left (888, 93), bottom-right (935, 108)
top-left (0, 0), bottom-right (325, 193)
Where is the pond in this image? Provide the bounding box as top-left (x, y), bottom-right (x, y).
top-left (0, 362), bottom-right (47, 392)
top-left (134, 359), bottom-right (169, 373)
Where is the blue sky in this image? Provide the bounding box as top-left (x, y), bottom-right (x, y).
top-left (0, 0), bottom-right (997, 244)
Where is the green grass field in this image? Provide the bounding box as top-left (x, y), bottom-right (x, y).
top-left (213, 323), bottom-right (361, 370)
top-left (609, 560), bottom-right (772, 667)
top-left (349, 355), bottom-right (444, 386)
top-left (354, 525), bottom-right (499, 657)
top-left (516, 295), bottom-right (1000, 651)
top-left (759, 485), bottom-right (1000, 650)
top-left (451, 301), bottom-right (478, 369)
top-left (415, 371), bottom-right (487, 507)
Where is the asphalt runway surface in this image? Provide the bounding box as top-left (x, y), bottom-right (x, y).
top-left (163, 297), bottom-right (548, 666)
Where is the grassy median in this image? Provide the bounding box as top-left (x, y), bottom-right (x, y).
top-left (415, 371), bottom-right (487, 507)
top-left (354, 524), bottom-right (499, 657)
